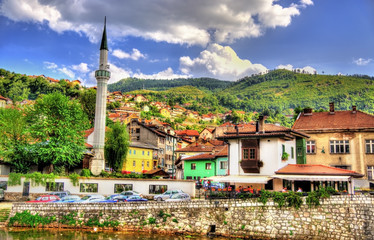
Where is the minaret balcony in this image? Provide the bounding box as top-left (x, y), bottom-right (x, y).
top-left (95, 70), bottom-right (111, 78)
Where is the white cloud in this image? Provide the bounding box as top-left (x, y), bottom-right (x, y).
top-left (58, 67), bottom-right (75, 79)
top-left (179, 43), bottom-right (267, 81)
top-left (276, 64), bottom-right (317, 74)
top-left (0, 0), bottom-right (312, 46)
top-left (133, 67), bottom-right (191, 80)
top-left (353, 58), bottom-right (372, 66)
top-left (112, 49), bottom-right (145, 61)
top-left (44, 61), bottom-right (58, 69)
top-left (71, 63), bottom-right (90, 73)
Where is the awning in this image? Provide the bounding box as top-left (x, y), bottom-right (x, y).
top-left (203, 175), bottom-right (271, 184)
top-left (273, 174), bottom-right (351, 182)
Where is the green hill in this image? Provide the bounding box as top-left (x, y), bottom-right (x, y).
top-left (107, 77), bottom-right (232, 93)
top-left (218, 69), bottom-right (374, 113)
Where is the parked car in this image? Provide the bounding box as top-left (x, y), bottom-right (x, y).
top-left (165, 193), bottom-right (191, 202)
top-left (106, 194), bottom-right (132, 202)
top-left (120, 190), bottom-right (143, 198)
top-left (76, 194), bottom-right (105, 203)
top-left (125, 195), bottom-right (148, 202)
top-left (154, 190), bottom-right (184, 201)
top-left (27, 195), bottom-right (60, 203)
top-left (50, 191), bottom-right (70, 198)
top-left (53, 195), bottom-right (81, 203)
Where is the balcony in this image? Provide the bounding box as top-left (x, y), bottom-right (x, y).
top-left (240, 160), bottom-right (260, 173)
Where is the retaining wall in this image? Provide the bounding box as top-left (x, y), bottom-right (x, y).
top-left (10, 195), bottom-right (374, 239)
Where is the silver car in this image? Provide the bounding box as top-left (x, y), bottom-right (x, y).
top-left (154, 190), bottom-right (184, 201)
top-left (164, 193), bottom-right (191, 202)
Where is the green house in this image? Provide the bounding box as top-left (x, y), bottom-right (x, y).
top-left (183, 146), bottom-right (228, 180)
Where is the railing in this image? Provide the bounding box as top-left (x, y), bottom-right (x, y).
top-left (240, 160), bottom-right (260, 173)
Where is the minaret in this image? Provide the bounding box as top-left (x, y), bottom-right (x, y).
top-left (90, 17), bottom-right (111, 175)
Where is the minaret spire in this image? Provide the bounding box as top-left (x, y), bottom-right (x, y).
top-left (90, 17), bottom-right (111, 175)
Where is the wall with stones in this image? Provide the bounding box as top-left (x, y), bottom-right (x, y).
top-left (10, 195), bottom-right (374, 240)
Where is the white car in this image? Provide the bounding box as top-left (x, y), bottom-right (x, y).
top-left (77, 194), bottom-right (105, 203)
top-left (164, 193), bottom-right (191, 202)
top-left (154, 190), bottom-right (184, 201)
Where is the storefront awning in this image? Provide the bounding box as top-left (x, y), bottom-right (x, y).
top-left (203, 175), bottom-right (271, 184)
top-left (273, 174), bottom-right (351, 182)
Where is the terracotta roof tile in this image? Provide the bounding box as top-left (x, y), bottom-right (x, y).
top-left (275, 164), bottom-right (363, 177)
top-left (175, 129), bottom-right (200, 137)
top-left (292, 110), bottom-right (374, 131)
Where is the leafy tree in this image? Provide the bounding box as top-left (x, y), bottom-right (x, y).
top-left (0, 108), bottom-right (34, 173)
top-left (104, 122), bottom-right (130, 172)
top-left (8, 80), bottom-right (30, 103)
top-left (79, 88), bottom-right (96, 126)
top-left (27, 92), bottom-right (89, 173)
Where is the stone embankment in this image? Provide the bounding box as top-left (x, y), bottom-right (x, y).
top-left (8, 195), bottom-right (374, 239)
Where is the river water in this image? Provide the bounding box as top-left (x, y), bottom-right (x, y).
top-left (0, 229), bottom-right (230, 240)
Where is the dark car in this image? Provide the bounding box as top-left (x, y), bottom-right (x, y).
top-left (125, 195), bottom-right (148, 202)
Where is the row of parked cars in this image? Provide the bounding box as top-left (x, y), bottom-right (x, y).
top-left (26, 190), bottom-right (191, 203)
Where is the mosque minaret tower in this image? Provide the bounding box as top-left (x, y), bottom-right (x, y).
top-left (90, 17), bottom-right (110, 175)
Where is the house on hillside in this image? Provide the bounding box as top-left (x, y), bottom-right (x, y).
top-left (134, 94), bottom-right (148, 103)
top-left (159, 108), bottom-right (171, 118)
top-left (199, 128), bottom-right (215, 141)
top-left (0, 95), bottom-right (7, 108)
top-left (175, 129), bottom-right (200, 142)
top-left (292, 103), bottom-right (374, 189)
top-left (211, 116), bottom-right (363, 193)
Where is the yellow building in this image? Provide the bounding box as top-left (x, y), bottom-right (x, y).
top-left (159, 108), bottom-right (171, 118)
top-left (122, 142), bottom-right (158, 174)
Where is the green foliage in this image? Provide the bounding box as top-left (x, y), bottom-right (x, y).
top-left (80, 169), bottom-right (91, 177)
top-left (79, 88), bottom-right (96, 126)
top-left (286, 191), bottom-right (303, 209)
top-left (7, 172), bottom-right (56, 186)
top-left (27, 92), bottom-right (89, 171)
top-left (281, 152), bottom-right (289, 160)
top-left (172, 218), bottom-right (178, 223)
top-left (148, 217), bottom-right (156, 224)
top-left (84, 216), bottom-right (120, 228)
top-left (306, 191), bottom-right (320, 208)
top-left (8, 210), bottom-right (56, 228)
top-left (0, 108), bottom-right (34, 173)
top-left (59, 211), bottom-right (79, 226)
top-left (68, 173), bottom-right (80, 186)
top-left (272, 192), bottom-right (287, 208)
top-left (258, 190), bottom-right (272, 205)
top-left (104, 122), bottom-right (130, 172)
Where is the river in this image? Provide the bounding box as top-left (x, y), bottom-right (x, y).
top-left (0, 229), bottom-right (230, 240)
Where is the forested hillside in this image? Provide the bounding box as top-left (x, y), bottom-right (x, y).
top-left (107, 77), bottom-right (232, 93)
top-left (218, 70), bottom-right (374, 113)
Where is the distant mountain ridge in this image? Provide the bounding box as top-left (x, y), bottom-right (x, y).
top-left (107, 77), bottom-right (232, 93)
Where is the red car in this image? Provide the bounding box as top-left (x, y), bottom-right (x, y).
top-left (26, 195), bottom-right (60, 203)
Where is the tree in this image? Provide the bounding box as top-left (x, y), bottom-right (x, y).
top-left (79, 88), bottom-right (96, 126)
top-left (0, 108), bottom-right (34, 173)
top-left (27, 92), bottom-right (89, 173)
top-left (104, 122), bottom-right (130, 172)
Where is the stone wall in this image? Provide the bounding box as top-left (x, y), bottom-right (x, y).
top-left (9, 195), bottom-right (374, 239)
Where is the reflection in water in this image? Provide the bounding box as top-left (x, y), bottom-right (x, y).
top-left (0, 229), bottom-right (229, 240)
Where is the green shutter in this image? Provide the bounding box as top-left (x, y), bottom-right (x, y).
top-left (296, 138), bottom-right (306, 164)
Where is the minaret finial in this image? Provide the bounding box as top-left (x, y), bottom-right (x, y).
top-left (100, 16), bottom-right (108, 51)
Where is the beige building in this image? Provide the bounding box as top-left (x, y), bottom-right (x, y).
top-left (292, 103), bottom-right (374, 189)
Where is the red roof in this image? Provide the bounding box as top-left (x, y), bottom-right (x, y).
top-left (275, 164), bottom-right (363, 177)
top-left (0, 95), bottom-right (7, 101)
top-left (292, 110), bottom-right (374, 132)
top-left (183, 145), bottom-right (228, 160)
top-left (85, 142), bottom-right (93, 148)
top-left (175, 129), bottom-right (200, 137)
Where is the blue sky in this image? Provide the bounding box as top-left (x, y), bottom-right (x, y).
top-left (0, 0), bottom-right (373, 87)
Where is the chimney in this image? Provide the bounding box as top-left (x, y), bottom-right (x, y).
top-left (303, 108), bottom-right (313, 116)
top-left (211, 147), bottom-right (215, 155)
top-left (329, 102), bottom-right (335, 114)
top-left (235, 125), bottom-right (239, 135)
top-left (256, 121), bottom-right (259, 132)
top-left (258, 115), bottom-right (266, 133)
top-left (352, 106), bottom-right (357, 113)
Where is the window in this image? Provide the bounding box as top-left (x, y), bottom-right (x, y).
top-left (306, 141), bottom-right (316, 154)
top-left (367, 166), bottom-right (374, 180)
top-left (133, 161), bottom-right (136, 167)
top-left (206, 163), bottom-right (211, 170)
top-left (80, 183), bottom-right (98, 193)
top-left (45, 182), bottom-right (64, 192)
top-left (0, 181), bottom-right (7, 190)
top-left (366, 140), bottom-right (374, 153)
top-left (114, 184), bottom-right (133, 193)
top-left (333, 165), bottom-right (351, 170)
top-left (330, 140), bottom-right (349, 154)
top-left (220, 161), bottom-right (227, 169)
top-left (149, 185), bottom-right (167, 194)
top-left (135, 128), bottom-right (140, 133)
top-left (191, 163), bottom-right (196, 170)
top-left (134, 150), bottom-right (136, 154)
top-left (242, 148), bottom-right (256, 160)
top-left (142, 151), bottom-right (144, 155)
top-left (147, 161), bottom-right (149, 167)
top-left (291, 147), bottom-right (294, 159)
top-left (129, 149), bottom-right (132, 155)
top-left (148, 151), bottom-right (150, 156)
top-left (186, 176), bottom-right (192, 180)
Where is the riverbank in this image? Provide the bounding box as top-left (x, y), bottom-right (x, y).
top-left (4, 195), bottom-right (374, 239)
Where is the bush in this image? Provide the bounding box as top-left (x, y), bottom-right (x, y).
top-left (80, 169), bottom-right (91, 177)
